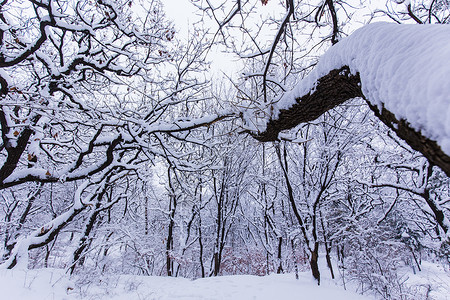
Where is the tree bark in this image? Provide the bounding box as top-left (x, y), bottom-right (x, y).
top-left (70, 190), bottom-right (105, 274)
top-left (275, 144), bottom-right (321, 284)
top-left (310, 243), bottom-right (321, 285)
top-left (252, 66), bottom-right (450, 177)
top-left (320, 211), bottom-right (335, 279)
top-left (166, 168), bottom-right (177, 277)
top-left (367, 102), bottom-right (450, 177)
top-left (276, 236), bottom-right (283, 274)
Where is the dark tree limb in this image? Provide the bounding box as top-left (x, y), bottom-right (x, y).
top-left (0, 112), bottom-right (39, 184)
top-left (252, 66), bottom-right (363, 141)
top-left (251, 66), bottom-right (450, 177)
top-left (407, 4), bottom-right (424, 24)
top-left (262, 0), bottom-right (295, 103)
top-left (367, 102), bottom-right (450, 176)
top-left (325, 0), bottom-right (339, 45)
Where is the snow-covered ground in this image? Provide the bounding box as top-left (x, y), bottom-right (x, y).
top-left (398, 261), bottom-right (450, 300)
top-left (1, 263), bottom-right (449, 300)
top-left (0, 268), bottom-right (369, 300)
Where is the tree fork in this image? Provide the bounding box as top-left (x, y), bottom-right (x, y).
top-left (253, 66), bottom-right (450, 177)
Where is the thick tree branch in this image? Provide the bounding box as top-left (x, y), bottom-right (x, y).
top-left (367, 102), bottom-right (450, 177)
top-left (253, 66), bottom-right (363, 141)
top-left (252, 66), bottom-right (450, 177)
top-left (0, 114), bottom-right (39, 184)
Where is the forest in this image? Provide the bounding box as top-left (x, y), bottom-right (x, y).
top-left (0, 0), bottom-right (449, 299)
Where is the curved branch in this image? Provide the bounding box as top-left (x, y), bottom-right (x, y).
top-left (252, 66), bottom-right (363, 141)
top-left (0, 134), bottom-right (123, 189)
top-left (250, 23), bottom-right (450, 177)
top-left (262, 0), bottom-right (295, 102)
top-left (325, 0), bottom-right (339, 44)
top-left (0, 113), bottom-right (39, 184)
top-left (366, 101), bottom-right (450, 176)
top-left (251, 65), bottom-right (450, 176)
top-left (0, 20), bottom-right (52, 68)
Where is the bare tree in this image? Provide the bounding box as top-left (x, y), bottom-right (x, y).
top-left (0, 0), bottom-right (233, 269)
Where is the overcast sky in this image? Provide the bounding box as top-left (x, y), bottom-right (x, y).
top-left (163, 1), bottom-right (243, 78)
top-left (161, 0), bottom-right (395, 81)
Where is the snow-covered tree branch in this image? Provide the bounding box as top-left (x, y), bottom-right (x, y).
top-left (249, 23), bottom-right (450, 176)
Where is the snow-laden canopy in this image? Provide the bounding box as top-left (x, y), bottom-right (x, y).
top-left (255, 22), bottom-right (450, 175)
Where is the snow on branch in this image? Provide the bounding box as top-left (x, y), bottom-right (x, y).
top-left (251, 22), bottom-right (450, 176)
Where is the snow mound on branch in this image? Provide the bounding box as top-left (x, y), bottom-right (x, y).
top-left (276, 22), bottom-right (450, 154)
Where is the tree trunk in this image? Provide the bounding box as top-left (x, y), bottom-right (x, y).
top-left (324, 245), bottom-right (335, 279)
top-left (166, 167), bottom-right (177, 277)
top-left (276, 236), bottom-right (283, 274)
top-left (166, 195), bottom-right (176, 277)
top-left (198, 218), bottom-right (205, 278)
top-left (320, 211), bottom-right (335, 279)
top-left (310, 243), bottom-right (320, 285)
top-left (197, 180), bottom-right (205, 278)
top-left (70, 200), bottom-right (101, 274)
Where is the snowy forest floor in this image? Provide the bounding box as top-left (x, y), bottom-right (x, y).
top-left (1, 262), bottom-right (449, 300)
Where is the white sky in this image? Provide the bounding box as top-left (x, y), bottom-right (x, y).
top-left (163, 0), bottom-right (194, 36)
top-left (163, 0), bottom-right (241, 78)
top-left (162, 0), bottom-right (401, 81)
